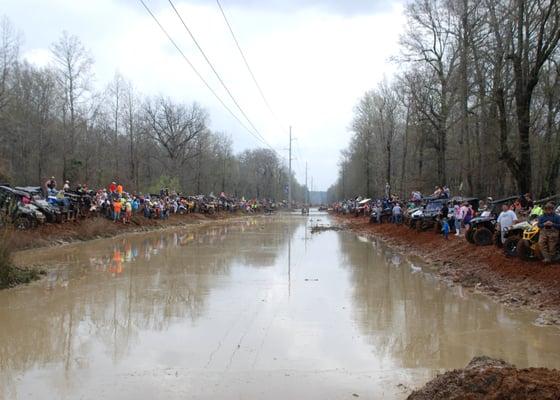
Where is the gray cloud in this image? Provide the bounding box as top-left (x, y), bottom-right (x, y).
top-left (119, 0), bottom-right (398, 16)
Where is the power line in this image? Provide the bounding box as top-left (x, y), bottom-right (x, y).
top-left (137, 0), bottom-right (273, 150)
top-left (167, 0), bottom-right (278, 154)
top-left (215, 0), bottom-right (288, 134)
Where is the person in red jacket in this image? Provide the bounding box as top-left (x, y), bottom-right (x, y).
top-left (109, 181), bottom-right (117, 193)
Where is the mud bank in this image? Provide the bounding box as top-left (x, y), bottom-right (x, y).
top-left (407, 356), bottom-right (560, 399)
top-left (334, 214), bottom-right (560, 327)
top-left (10, 212), bottom-right (250, 252)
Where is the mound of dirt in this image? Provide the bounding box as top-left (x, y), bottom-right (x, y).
top-left (407, 356), bottom-right (560, 400)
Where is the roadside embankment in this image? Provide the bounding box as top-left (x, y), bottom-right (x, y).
top-left (333, 214), bottom-right (560, 327)
top-left (10, 211), bottom-right (247, 252)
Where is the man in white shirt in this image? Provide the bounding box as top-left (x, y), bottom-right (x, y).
top-left (497, 204), bottom-right (518, 244)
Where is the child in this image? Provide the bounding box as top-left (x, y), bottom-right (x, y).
top-left (442, 218), bottom-right (450, 240)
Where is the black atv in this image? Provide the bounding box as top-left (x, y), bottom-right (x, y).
top-left (15, 186), bottom-right (63, 223)
top-left (369, 206), bottom-right (392, 223)
top-left (409, 197), bottom-right (449, 232)
top-left (465, 196), bottom-right (517, 246)
top-left (0, 185), bottom-right (46, 229)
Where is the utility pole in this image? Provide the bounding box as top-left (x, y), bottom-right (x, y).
top-left (311, 176), bottom-right (314, 204)
top-left (305, 161), bottom-right (308, 204)
top-left (288, 126), bottom-right (292, 208)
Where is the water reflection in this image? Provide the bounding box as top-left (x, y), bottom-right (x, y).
top-left (338, 233), bottom-right (560, 371)
top-left (0, 218), bottom-right (299, 396)
top-left (1, 216), bottom-right (559, 400)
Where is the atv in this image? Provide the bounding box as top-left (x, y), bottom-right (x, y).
top-left (465, 196), bottom-right (517, 246)
top-left (501, 220), bottom-right (533, 257)
top-left (15, 186), bottom-right (63, 223)
top-left (516, 222), bottom-right (543, 261)
top-left (0, 185), bottom-right (46, 229)
top-left (409, 197), bottom-right (449, 232)
top-left (369, 206), bottom-right (392, 223)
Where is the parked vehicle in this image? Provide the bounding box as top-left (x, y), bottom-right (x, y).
top-left (516, 222), bottom-right (543, 261)
top-left (15, 186), bottom-right (63, 223)
top-left (369, 206), bottom-right (392, 223)
top-left (466, 196), bottom-right (518, 246)
top-left (501, 220), bottom-right (533, 257)
top-left (0, 185), bottom-right (46, 229)
top-left (410, 197), bottom-right (449, 232)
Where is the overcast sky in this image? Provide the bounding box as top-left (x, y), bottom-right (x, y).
top-left (2, 0), bottom-right (405, 191)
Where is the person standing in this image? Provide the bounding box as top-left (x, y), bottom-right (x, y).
top-left (497, 203), bottom-right (518, 244)
top-left (392, 202), bottom-right (402, 224)
top-left (538, 203), bottom-right (560, 263)
top-left (453, 202), bottom-right (464, 236)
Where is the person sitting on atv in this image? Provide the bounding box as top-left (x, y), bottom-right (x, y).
top-left (537, 203), bottom-right (560, 263)
top-left (529, 204), bottom-right (544, 218)
top-left (45, 176), bottom-right (57, 196)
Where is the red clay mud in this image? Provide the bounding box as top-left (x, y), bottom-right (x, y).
top-left (407, 356), bottom-right (560, 400)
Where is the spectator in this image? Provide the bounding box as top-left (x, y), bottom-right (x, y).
top-left (45, 176), bottom-right (57, 195)
top-left (497, 203), bottom-right (518, 244)
top-left (392, 202), bottom-right (402, 224)
top-left (537, 202), bottom-right (560, 263)
top-left (442, 218), bottom-right (450, 240)
top-left (453, 202), bottom-right (464, 236)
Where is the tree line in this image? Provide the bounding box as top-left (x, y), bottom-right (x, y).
top-left (328, 0), bottom-right (560, 202)
top-left (0, 17), bottom-right (304, 201)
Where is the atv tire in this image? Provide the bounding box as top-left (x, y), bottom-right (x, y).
top-left (473, 227), bottom-right (493, 246)
top-left (465, 227), bottom-right (475, 244)
top-left (494, 231), bottom-right (503, 248)
top-left (503, 236), bottom-right (520, 257)
top-left (14, 216), bottom-right (31, 230)
top-left (517, 239), bottom-right (536, 261)
top-left (415, 220), bottom-right (423, 232)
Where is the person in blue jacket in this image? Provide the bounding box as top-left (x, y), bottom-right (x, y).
top-left (537, 202), bottom-right (560, 263)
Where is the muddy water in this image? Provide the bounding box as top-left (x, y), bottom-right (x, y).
top-left (2, 213), bottom-right (560, 399)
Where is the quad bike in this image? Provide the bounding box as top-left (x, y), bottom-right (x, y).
top-left (501, 220), bottom-right (533, 257)
top-left (516, 223), bottom-right (543, 261)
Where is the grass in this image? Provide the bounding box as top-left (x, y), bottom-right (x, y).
top-left (0, 229), bottom-right (43, 289)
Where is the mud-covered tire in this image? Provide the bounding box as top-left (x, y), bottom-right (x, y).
top-left (517, 239), bottom-right (536, 261)
top-left (473, 227), bottom-right (493, 246)
top-left (14, 216), bottom-right (31, 230)
top-left (494, 231), bottom-right (503, 248)
top-left (415, 220), bottom-right (423, 232)
top-left (503, 236), bottom-right (520, 257)
top-left (465, 227), bottom-right (475, 244)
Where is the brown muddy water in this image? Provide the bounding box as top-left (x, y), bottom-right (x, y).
top-left (2, 212), bottom-right (560, 399)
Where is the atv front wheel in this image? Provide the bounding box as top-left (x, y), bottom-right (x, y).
top-left (473, 227), bottom-right (493, 246)
top-left (503, 236), bottom-right (520, 257)
top-left (465, 227), bottom-right (475, 244)
top-left (14, 216), bottom-right (31, 230)
top-left (517, 239), bottom-right (535, 261)
top-left (415, 220), bottom-right (423, 232)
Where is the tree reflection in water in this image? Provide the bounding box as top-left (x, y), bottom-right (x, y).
top-left (0, 218), bottom-right (299, 395)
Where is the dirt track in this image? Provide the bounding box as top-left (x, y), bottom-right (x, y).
top-left (334, 214), bottom-right (560, 327)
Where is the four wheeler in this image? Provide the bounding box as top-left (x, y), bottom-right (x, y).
top-left (409, 197), bottom-right (449, 232)
top-left (516, 222), bottom-right (543, 261)
top-left (15, 186), bottom-right (63, 223)
top-left (369, 206), bottom-right (392, 223)
top-left (501, 220), bottom-right (533, 257)
top-left (466, 196), bottom-right (518, 246)
top-left (0, 185), bottom-right (46, 229)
